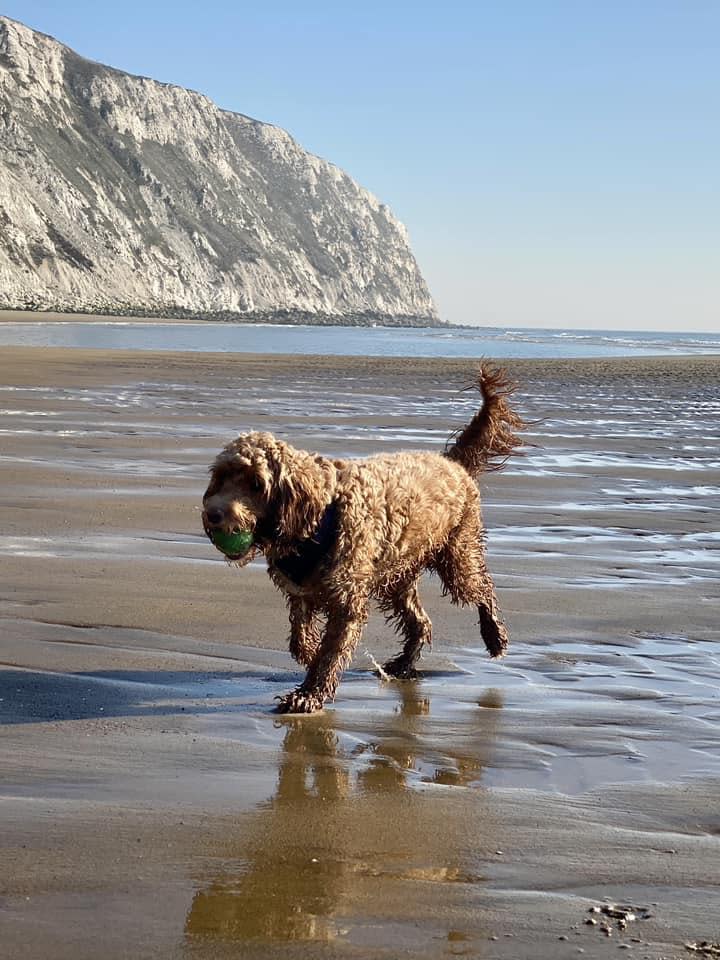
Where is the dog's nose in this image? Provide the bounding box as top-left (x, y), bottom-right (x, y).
top-left (205, 507), bottom-right (224, 527)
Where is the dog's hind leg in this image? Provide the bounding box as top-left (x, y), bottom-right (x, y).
top-left (435, 513), bottom-right (509, 659)
top-left (287, 596), bottom-right (322, 667)
top-left (381, 580), bottom-right (432, 679)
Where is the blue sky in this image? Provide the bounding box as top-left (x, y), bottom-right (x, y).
top-left (5, 1), bottom-right (718, 330)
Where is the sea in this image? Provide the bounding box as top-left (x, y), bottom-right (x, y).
top-left (0, 320), bottom-right (718, 359)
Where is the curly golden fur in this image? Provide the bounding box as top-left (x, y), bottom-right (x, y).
top-left (202, 364), bottom-right (524, 713)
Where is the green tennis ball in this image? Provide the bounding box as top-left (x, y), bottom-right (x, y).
top-left (210, 529), bottom-right (254, 557)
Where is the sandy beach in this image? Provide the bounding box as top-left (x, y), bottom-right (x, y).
top-left (1, 344), bottom-right (719, 959)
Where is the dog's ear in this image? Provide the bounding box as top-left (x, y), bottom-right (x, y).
top-left (263, 443), bottom-right (336, 544)
top-left (245, 451), bottom-right (274, 501)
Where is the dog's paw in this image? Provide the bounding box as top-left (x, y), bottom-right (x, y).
top-left (478, 605), bottom-right (509, 658)
top-left (275, 689), bottom-right (324, 714)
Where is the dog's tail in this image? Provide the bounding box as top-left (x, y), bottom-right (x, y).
top-left (444, 364), bottom-right (524, 477)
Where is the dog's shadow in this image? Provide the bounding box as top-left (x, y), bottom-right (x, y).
top-left (0, 667), bottom-right (298, 725)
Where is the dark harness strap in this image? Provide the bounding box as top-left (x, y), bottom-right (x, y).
top-left (274, 500), bottom-right (339, 585)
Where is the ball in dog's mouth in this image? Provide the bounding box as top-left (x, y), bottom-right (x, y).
top-left (209, 528), bottom-right (254, 559)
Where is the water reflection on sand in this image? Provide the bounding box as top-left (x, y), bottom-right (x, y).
top-left (185, 684), bottom-right (500, 947)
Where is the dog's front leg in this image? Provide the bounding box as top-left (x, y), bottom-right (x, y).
top-left (276, 600), bottom-right (367, 714)
top-left (287, 596), bottom-right (322, 667)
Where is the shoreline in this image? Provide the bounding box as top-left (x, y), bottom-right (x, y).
top-left (2, 311), bottom-right (718, 359)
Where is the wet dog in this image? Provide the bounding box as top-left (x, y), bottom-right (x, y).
top-left (202, 365), bottom-right (524, 713)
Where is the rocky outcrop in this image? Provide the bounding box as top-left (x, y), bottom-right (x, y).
top-left (0, 16), bottom-right (438, 324)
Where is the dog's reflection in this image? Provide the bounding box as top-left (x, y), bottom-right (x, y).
top-left (185, 684), bottom-right (502, 944)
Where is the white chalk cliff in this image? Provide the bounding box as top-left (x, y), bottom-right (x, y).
top-left (0, 17), bottom-right (438, 324)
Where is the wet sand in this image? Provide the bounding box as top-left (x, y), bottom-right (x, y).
top-left (1, 346), bottom-right (719, 959)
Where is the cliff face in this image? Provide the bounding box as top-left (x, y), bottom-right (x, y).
top-left (0, 17), bottom-right (438, 324)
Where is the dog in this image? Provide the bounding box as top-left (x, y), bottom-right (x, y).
top-left (202, 364), bottom-right (524, 713)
